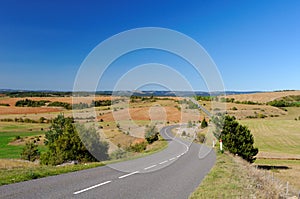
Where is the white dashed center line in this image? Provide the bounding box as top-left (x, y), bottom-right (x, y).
top-left (118, 171), bottom-right (139, 179)
top-left (144, 164), bottom-right (157, 170)
top-left (73, 180), bottom-right (111, 195)
top-left (73, 126), bottom-right (191, 195)
top-left (159, 160), bottom-right (168, 165)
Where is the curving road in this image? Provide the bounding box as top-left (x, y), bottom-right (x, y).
top-left (0, 125), bottom-right (216, 199)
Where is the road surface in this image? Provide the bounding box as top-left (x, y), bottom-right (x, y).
top-left (0, 125), bottom-right (216, 199)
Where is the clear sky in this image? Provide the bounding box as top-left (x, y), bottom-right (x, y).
top-left (0, 0), bottom-right (299, 91)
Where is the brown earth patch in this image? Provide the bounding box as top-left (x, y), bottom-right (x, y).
top-left (0, 106), bottom-right (63, 115)
top-left (98, 106), bottom-right (200, 123)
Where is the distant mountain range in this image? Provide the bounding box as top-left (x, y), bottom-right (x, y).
top-left (0, 89), bottom-right (262, 97)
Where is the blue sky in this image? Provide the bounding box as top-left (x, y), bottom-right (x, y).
top-left (0, 0), bottom-right (299, 91)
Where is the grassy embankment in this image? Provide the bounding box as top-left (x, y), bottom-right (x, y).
top-left (190, 151), bottom-right (298, 198)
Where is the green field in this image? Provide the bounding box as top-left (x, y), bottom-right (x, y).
top-left (240, 117), bottom-right (300, 157)
top-left (0, 122), bottom-right (48, 159)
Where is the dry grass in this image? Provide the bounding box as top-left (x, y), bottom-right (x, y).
top-left (0, 106), bottom-right (63, 115)
top-left (226, 90), bottom-right (300, 103)
top-left (0, 159), bottom-right (38, 169)
top-left (255, 159), bottom-right (300, 190)
top-left (189, 152), bottom-right (297, 198)
top-left (98, 99), bottom-right (202, 123)
top-left (227, 103), bottom-right (287, 119)
top-left (240, 118), bottom-right (300, 158)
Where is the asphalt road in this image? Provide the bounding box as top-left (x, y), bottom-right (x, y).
top-left (0, 125), bottom-right (216, 199)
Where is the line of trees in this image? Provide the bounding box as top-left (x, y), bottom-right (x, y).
top-left (7, 91), bottom-right (72, 98)
top-left (15, 99), bottom-right (50, 107)
top-left (15, 99), bottom-right (112, 110)
top-left (267, 99), bottom-right (300, 107)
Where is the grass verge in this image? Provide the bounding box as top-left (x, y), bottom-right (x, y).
top-left (189, 151), bottom-right (298, 198)
top-left (0, 162), bottom-right (105, 186)
top-left (189, 151), bottom-right (254, 198)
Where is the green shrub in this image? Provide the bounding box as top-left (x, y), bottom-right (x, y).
top-left (187, 120), bottom-right (193, 128)
top-left (41, 114), bottom-right (109, 165)
top-left (144, 125), bottom-right (159, 144)
top-left (197, 133), bottom-right (206, 143)
top-left (128, 141), bottom-right (147, 153)
top-left (231, 106), bottom-right (238, 110)
top-left (110, 148), bottom-right (127, 160)
top-left (20, 141), bottom-right (40, 162)
top-left (200, 118), bottom-right (208, 128)
top-left (47, 101), bottom-right (72, 109)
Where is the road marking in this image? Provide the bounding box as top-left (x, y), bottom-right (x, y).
top-left (118, 171), bottom-right (139, 179)
top-left (144, 164), bottom-right (157, 170)
top-left (73, 180), bottom-right (111, 195)
top-left (177, 155), bottom-right (181, 158)
top-left (159, 160), bottom-right (168, 165)
top-left (169, 157), bottom-right (176, 161)
top-left (164, 125), bottom-right (190, 155)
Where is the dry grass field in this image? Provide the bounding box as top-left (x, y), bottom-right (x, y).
top-left (240, 119), bottom-right (300, 158)
top-left (225, 90), bottom-right (300, 103)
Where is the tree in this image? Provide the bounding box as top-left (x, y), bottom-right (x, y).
top-left (39, 117), bottom-right (46, 123)
top-left (213, 115), bottom-right (258, 163)
top-left (187, 120), bottom-right (193, 128)
top-left (41, 114), bottom-right (109, 165)
top-left (21, 141), bottom-right (40, 161)
top-left (200, 118), bottom-right (208, 128)
top-left (196, 132), bottom-right (206, 143)
top-left (144, 125), bottom-right (159, 144)
top-left (44, 114), bottom-right (73, 145)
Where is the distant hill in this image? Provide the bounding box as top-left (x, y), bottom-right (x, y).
top-left (0, 89), bottom-right (262, 97)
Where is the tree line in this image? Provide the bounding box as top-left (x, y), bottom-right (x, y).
top-left (15, 99), bottom-right (112, 109)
